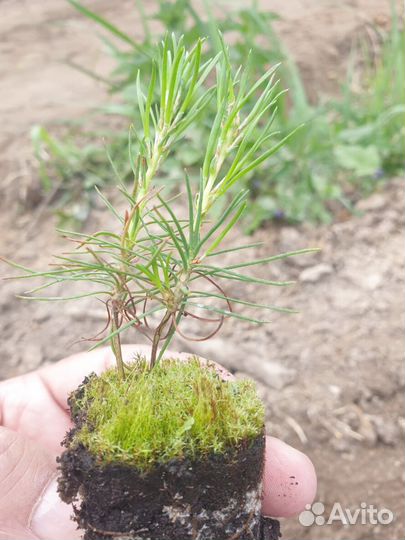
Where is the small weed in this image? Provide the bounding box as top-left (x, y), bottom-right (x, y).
top-left (334, 9), bottom-right (405, 190)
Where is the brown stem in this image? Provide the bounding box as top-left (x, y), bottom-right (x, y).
top-left (150, 310), bottom-right (172, 369)
top-left (111, 306), bottom-right (125, 379)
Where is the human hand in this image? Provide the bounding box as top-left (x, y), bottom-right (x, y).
top-left (0, 345), bottom-right (317, 540)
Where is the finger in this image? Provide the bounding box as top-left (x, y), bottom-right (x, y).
top-left (0, 427), bottom-right (79, 540)
top-left (0, 375), bottom-right (73, 457)
top-left (262, 436), bottom-right (317, 518)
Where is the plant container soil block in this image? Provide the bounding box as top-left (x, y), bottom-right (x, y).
top-left (57, 368), bottom-right (281, 540)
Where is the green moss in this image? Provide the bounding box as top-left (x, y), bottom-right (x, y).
top-left (73, 357), bottom-right (264, 470)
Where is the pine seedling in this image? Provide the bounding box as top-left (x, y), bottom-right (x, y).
top-left (4, 34), bottom-right (317, 375)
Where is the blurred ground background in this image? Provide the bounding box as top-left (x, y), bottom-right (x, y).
top-left (0, 1), bottom-right (404, 539)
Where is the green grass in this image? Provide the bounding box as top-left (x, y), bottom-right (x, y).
top-left (73, 358), bottom-right (265, 469)
top-left (333, 12), bottom-right (405, 187)
top-left (32, 0), bottom-right (405, 229)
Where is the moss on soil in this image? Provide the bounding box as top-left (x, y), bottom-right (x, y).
top-left (72, 357), bottom-right (265, 470)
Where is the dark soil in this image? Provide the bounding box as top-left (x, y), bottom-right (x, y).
top-left (58, 375), bottom-right (280, 540)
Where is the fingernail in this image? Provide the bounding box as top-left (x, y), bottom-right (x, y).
top-left (31, 477), bottom-right (81, 540)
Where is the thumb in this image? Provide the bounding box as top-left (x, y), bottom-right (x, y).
top-left (0, 427), bottom-right (79, 540)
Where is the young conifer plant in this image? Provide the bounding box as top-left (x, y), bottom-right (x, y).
top-left (7, 34), bottom-right (313, 374)
top-left (4, 34), bottom-right (317, 540)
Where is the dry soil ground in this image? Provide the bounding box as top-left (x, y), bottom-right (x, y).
top-left (0, 1), bottom-right (404, 539)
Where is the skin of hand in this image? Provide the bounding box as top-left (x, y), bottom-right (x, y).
top-left (0, 345), bottom-right (317, 540)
